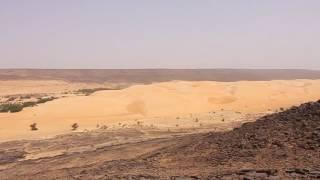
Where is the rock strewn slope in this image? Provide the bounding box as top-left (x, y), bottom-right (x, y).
top-left (0, 100), bottom-right (320, 179)
top-left (89, 100), bottom-right (320, 179)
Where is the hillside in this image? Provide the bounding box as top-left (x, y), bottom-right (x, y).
top-left (74, 100), bottom-right (320, 179)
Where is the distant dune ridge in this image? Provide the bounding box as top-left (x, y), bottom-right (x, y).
top-left (1, 69), bottom-right (320, 83)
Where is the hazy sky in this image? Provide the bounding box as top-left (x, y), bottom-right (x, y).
top-left (1, 0), bottom-right (320, 69)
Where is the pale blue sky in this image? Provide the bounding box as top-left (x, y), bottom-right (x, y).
top-left (1, 0), bottom-right (320, 69)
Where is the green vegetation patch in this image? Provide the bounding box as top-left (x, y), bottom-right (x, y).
top-left (76, 87), bottom-right (119, 96)
top-left (0, 103), bottom-right (24, 113)
top-left (0, 96), bottom-right (57, 113)
top-left (36, 97), bottom-right (56, 104)
top-left (22, 101), bottom-right (37, 108)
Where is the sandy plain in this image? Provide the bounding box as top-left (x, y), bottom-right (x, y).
top-left (0, 79), bottom-right (320, 142)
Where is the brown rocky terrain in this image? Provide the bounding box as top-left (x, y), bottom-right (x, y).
top-left (0, 100), bottom-right (319, 179)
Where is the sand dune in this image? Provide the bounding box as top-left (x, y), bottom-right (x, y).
top-left (1, 79), bottom-right (320, 141)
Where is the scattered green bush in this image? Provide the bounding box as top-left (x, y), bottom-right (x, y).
top-left (0, 96), bottom-right (56, 113)
top-left (76, 88), bottom-right (118, 96)
top-left (36, 97), bottom-right (56, 104)
top-left (0, 104), bottom-right (23, 113)
top-left (22, 101), bottom-right (37, 107)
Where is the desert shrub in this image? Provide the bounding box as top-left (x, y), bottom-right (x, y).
top-left (100, 125), bottom-right (108, 130)
top-left (71, 123), bottom-right (79, 131)
top-left (76, 88), bottom-right (117, 96)
top-left (30, 123), bottom-right (38, 131)
top-left (0, 104), bottom-right (23, 113)
top-left (37, 97), bottom-right (56, 104)
top-left (6, 97), bottom-right (17, 102)
top-left (21, 95), bottom-right (31, 99)
top-left (22, 101), bottom-right (37, 108)
top-left (135, 121), bottom-right (144, 128)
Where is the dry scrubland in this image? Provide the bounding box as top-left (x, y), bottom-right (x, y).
top-left (0, 79), bottom-right (320, 141)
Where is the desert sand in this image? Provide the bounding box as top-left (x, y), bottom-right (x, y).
top-left (0, 79), bottom-right (320, 142)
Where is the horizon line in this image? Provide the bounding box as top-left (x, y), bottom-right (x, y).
top-left (0, 68), bottom-right (319, 71)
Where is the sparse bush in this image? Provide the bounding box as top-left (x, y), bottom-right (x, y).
top-left (37, 97), bottom-right (56, 104)
top-left (30, 123), bottom-right (38, 131)
top-left (21, 95), bottom-right (31, 99)
top-left (76, 88), bottom-right (117, 96)
top-left (100, 125), bottom-right (108, 130)
top-left (7, 97), bottom-right (17, 102)
top-left (22, 101), bottom-right (37, 108)
top-left (71, 123), bottom-right (79, 131)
